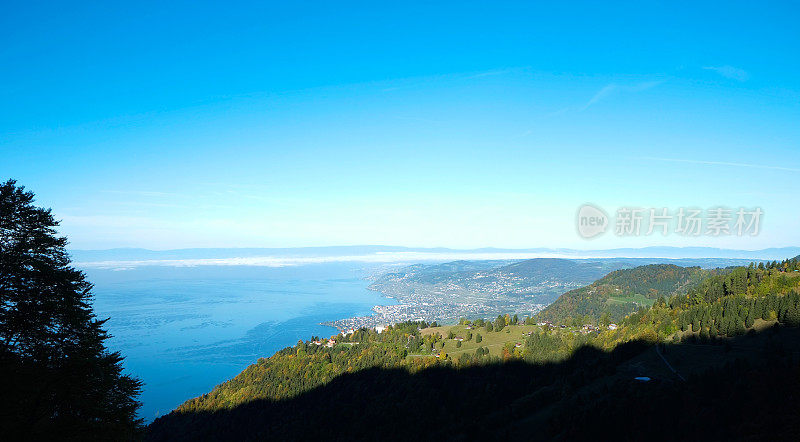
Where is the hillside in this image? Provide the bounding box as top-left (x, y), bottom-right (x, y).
top-left (147, 258), bottom-right (800, 440)
top-left (147, 327), bottom-right (800, 441)
top-left (363, 258), bottom-right (636, 324)
top-left (355, 257), bottom-right (758, 328)
top-left (369, 258), bottom-right (633, 304)
top-left (322, 258), bottom-right (644, 330)
top-left (536, 264), bottom-right (714, 324)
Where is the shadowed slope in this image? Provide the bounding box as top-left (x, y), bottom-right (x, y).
top-left (147, 326), bottom-right (800, 441)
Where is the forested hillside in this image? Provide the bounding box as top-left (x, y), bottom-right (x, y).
top-left (148, 258), bottom-right (800, 441)
top-left (536, 264), bottom-right (714, 324)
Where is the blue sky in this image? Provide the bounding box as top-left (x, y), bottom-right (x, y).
top-left (2, 1), bottom-right (799, 250)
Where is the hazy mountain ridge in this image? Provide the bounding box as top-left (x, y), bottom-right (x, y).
top-left (67, 246), bottom-right (800, 265)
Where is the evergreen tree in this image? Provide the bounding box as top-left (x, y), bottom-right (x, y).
top-left (735, 317), bottom-right (746, 336)
top-left (0, 180), bottom-right (142, 439)
top-left (495, 315), bottom-right (505, 331)
top-left (745, 307), bottom-right (755, 329)
top-left (785, 302), bottom-right (800, 327)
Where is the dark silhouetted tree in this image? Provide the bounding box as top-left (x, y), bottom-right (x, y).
top-left (0, 180), bottom-right (142, 439)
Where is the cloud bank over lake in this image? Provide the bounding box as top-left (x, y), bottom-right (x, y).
top-left (71, 246), bottom-right (800, 270)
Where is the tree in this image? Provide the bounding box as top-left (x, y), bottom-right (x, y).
top-left (495, 315), bottom-right (505, 332)
top-left (785, 302), bottom-right (800, 327)
top-left (476, 334), bottom-right (482, 343)
top-left (486, 322), bottom-right (493, 332)
top-left (745, 308), bottom-right (755, 329)
top-left (599, 312), bottom-right (611, 328)
top-left (0, 180), bottom-right (142, 439)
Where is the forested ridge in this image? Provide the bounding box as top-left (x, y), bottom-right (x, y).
top-left (148, 257), bottom-right (800, 441)
top-left (535, 264), bottom-right (713, 324)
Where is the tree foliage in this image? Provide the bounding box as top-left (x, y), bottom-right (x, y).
top-left (0, 180), bottom-right (142, 439)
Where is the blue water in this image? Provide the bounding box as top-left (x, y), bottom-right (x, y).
top-left (85, 263), bottom-right (392, 422)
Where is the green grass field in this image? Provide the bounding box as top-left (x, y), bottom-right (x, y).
top-left (419, 324), bottom-right (542, 358)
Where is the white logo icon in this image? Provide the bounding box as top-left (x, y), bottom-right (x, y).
top-left (577, 204), bottom-right (608, 239)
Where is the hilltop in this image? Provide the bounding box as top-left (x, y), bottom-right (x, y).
top-left (536, 264), bottom-right (716, 324)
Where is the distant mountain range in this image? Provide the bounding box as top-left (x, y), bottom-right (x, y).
top-left (68, 246), bottom-right (800, 267)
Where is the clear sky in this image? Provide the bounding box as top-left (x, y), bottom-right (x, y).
top-left (2, 1), bottom-right (799, 250)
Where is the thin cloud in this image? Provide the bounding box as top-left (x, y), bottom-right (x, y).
top-left (549, 80), bottom-right (664, 115)
top-left (582, 84), bottom-right (618, 110)
top-left (464, 68), bottom-right (514, 79)
top-left (394, 116), bottom-right (445, 124)
top-left (581, 80), bottom-right (663, 111)
top-left (642, 157), bottom-right (800, 173)
top-left (703, 65), bottom-right (749, 81)
top-left (101, 190), bottom-right (183, 198)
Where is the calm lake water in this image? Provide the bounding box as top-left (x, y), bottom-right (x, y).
top-left (85, 263), bottom-right (392, 422)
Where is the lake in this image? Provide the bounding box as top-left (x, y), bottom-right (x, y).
top-left (85, 262), bottom-right (393, 422)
